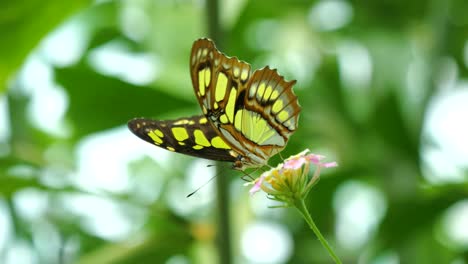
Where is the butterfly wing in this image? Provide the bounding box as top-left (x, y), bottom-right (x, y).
top-left (236, 66), bottom-right (301, 162)
top-left (190, 38), bottom-right (251, 124)
top-left (128, 115), bottom-right (237, 162)
top-left (212, 66), bottom-right (300, 167)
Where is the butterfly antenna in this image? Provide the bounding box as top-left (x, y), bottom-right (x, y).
top-left (186, 163), bottom-right (227, 198)
top-left (186, 174), bottom-right (218, 198)
top-left (278, 151), bottom-right (285, 161)
top-left (240, 167), bottom-right (262, 182)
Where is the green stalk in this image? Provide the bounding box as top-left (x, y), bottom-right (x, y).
top-left (294, 199), bottom-right (342, 264)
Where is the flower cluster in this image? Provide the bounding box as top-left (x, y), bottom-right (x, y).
top-left (247, 149), bottom-right (338, 206)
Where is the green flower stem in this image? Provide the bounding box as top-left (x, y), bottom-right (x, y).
top-left (294, 199), bottom-right (342, 264)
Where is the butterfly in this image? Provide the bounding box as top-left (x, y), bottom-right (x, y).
top-left (128, 38), bottom-right (301, 170)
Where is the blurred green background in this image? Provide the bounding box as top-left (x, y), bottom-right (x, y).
top-left (1, 0), bottom-right (468, 263)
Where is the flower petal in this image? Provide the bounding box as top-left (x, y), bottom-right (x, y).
top-left (283, 157), bottom-right (306, 169)
top-left (322, 161), bottom-right (338, 168)
top-left (305, 154), bottom-right (322, 164)
top-left (249, 173), bottom-right (267, 196)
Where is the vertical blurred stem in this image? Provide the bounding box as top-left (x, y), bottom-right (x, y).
top-left (425, 0), bottom-right (450, 98)
top-left (205, 1), bottom-right (232, 264)
top-left (206, 0), bottom-right (224, 47)
top-left (214, 166), bottom-right (232, 264)
top-left (417, 0), bottom-right (450, 129)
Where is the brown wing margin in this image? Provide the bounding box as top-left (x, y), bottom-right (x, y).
top-left (128, 116), bottom-right (236, 162)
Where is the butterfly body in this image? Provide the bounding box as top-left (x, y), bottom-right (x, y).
top-left (128, 38), bottom-right (301, 170)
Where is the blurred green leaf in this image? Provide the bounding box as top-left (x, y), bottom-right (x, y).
top-left (0, 0), bottom-right (91, 92)
top-left (55, 63), bottom-right (194, 138)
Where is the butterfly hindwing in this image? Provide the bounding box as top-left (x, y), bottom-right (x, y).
top-left (128, 116), bottom-right (236, 162)
top-left (213, 67), bottom-right (301, 166)
top-left (243, 66), bottom-right (300, 144)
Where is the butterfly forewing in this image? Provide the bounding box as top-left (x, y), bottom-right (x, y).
top-left (190, 39), bottom-right (251, 125)
top-left (128, 116), bottom-right (236, 162)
